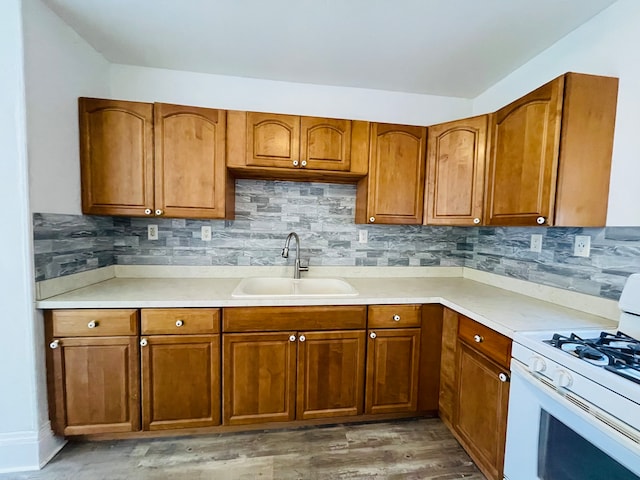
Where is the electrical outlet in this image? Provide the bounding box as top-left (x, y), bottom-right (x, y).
top-left (201, 225), bottom-right (212, 241)
top-left (358, 230), bottom-right (368, 243)
top-left (530, 234), bottom-right (543, 253)
top-left (574, 235), bottom-right (591, 257)
top-left (148, 224), bottom-right (158, 241)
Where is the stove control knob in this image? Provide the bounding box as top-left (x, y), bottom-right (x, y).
top-left (528, 356), bottom-right (546, 373)
top-left (555, 369), bottom-right (573, 389)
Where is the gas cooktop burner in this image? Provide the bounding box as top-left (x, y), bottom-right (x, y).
top-left (544, 331), bottom-right (640, 384)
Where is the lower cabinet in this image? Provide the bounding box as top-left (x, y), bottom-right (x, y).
top-left (140, 308), bottom-right (221, 431)
top-left (45, 309), bottom-right (141, 435)
top-left (221, 306), bottom-right (367, 425)
top-left (448, 312), bottom-right (512, 480)
top-left (365, 305), bottom-right (422, 414)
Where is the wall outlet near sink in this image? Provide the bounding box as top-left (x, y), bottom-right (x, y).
top-left (574, 235), bottom-right (591, 257)
top-left (530, 234), bottom-right (543, 253)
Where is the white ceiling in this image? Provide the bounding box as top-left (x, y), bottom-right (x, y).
top-left (41, 0), bottom-right (618, 98)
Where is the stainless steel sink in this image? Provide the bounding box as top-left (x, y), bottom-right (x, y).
top-left (231, 277), bottom-right (358, 297)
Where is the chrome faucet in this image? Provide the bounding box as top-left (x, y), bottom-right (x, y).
top-left (281, 232), bottom-right (309, 279)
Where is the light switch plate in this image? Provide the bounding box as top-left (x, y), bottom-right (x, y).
top-left (574, 235), bottom-right (591, 257)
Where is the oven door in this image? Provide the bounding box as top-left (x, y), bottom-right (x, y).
top-left (504, 360), bottom-right (640, 480)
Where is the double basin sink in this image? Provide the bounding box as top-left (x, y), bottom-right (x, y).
top-left (232, 277), bottom-right (358, 298)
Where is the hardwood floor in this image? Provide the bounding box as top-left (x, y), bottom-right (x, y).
top-left (4, 419), bottom-right (484, 479)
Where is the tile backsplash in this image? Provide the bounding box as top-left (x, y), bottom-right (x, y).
top-left (33, 179), bottom-right (640, 300)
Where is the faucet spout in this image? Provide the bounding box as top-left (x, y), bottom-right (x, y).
top-left (282, 232), bottom-right (308, 279)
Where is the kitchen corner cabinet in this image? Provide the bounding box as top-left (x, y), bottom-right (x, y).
top-left (356, 123), bottom-right (427, 225)
top-left (454, 314), bottom-right (512, 480)
top-left (222, 306), bottom-right (367, 425)
top-left (45, 309), bottom-right (141, 436)
top-left (486, 72), bottom-right (618, 227)
top-left (79, 98), bottom-right (233, 219)
top-left (226, 111), bottom-right (369, 183)
top-left (365, 305), bottom-right (422, 414)
top-left (425, 115), bottom-right (488, 226)
top-left (140, 309), bottom-right (221, 431)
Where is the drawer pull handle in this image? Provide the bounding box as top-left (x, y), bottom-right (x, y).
top-left (289, 335), bottom-right (296, 342)
top-left (393, 314), bottom-right (401, 322)
top-left (370, 332), bottom-right (377, 339)
top-left (175, 320), bottom-right (184, 327)
top-left (499, 372), bottom-right (510, 383)
top-left (473, 334), bottom-right (483, 343)
top-left (49, 340), bottom-right (59, 349)
top-left (299, 335), bottom-right (306, 342)
top-left (140, 338), bottom-right (148, 347)
top-left (87, 320), bottom-right (97, 329)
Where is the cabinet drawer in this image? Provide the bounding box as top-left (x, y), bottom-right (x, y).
top-left (223, 306), bottom-right (366, 332)
top-left (458, 315), bottom-right (511, 368)
top-left (141, 308), bottom-right (220, 335)
top-left (368, 305), bottom-right (421, 328)
top-left (51, 309), bottom-right (139, 337)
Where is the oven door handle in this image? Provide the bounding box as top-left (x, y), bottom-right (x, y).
top-left (511, 360), bottom-right (640, 450)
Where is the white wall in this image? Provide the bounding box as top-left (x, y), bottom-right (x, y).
top-left (0, 0), bottom-right (46, 472)
top-left (24, 0), bottom-right (110, 215)
top-left (472, 0), bottom-right (640, 226)
top-left (110, 64), bottom-right (472, 127)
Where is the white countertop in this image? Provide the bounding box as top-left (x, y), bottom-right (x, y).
top-left (36, 273), bottom-right (618, 339)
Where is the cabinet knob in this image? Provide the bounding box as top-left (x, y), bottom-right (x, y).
top-left (393, 314), bottom-right (401, 322)
top-left (370, 332), bottom-right (377, 339)
top-left (369, 217), bottom-right (375, 223)
top-left (299, 335), bottom-right (306, 342)
top-left (473, 334), bottom-right (483, 343)
top-left (293, 160), bottom-right (299, 167)
top-left (536, 216), bottom-right (546, 225)
top-left (175, 320), bottom-right (184, 327)
top-left (498, 372), bottom-right (510, 383)
top-left (87, 320), bottom-right (97, 329)
top-left (473, 218), bottom-right (481, 224)
top-left (155, 209), bottom-right (163, 216)
top-left (49, 340), bottom-right (59, 349)
top-left (144, 208), bottom-right (152, 215)
top-left (289, 334), bottom-right (296, 342)
top-left (301, 160), bottom-right (307, 167)
top-left (140, 338), bottom-right (148, 347)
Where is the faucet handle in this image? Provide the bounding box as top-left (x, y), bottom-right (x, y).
top-left (298, 259), bottom-right (309, 271)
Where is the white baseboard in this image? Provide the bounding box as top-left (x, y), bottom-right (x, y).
top-left (0, 423), bottom-right (65, 473)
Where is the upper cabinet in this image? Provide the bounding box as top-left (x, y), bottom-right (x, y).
top-left (79, 98), bottom-right (233, 219)
top-left (425, 115), bottom-right (488, 226)
top-left (485, 73), bottom-right (618, 227)
top-left (226, 111), bottom-right (368, 183)
top-left (356, 123), bottom-right (427, 225)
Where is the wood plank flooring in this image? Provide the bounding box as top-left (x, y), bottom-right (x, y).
top-left (3, 419), bottom-right (485, 479)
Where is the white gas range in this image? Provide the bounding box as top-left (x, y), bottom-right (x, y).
top-left (504, 274), bottom-right (640, 480)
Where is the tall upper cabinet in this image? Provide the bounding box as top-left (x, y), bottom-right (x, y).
top-left (79, 98), bottom-right (233, 219)
top-left (485, 73), bottom-right (618, 227)
top-left (356, 123), bottom-right (427, 225)
top-left (424, 115), bottom-right (488, 226)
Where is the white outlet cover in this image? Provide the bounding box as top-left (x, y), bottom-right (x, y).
top-left (574, 235), bottom-right (591, 257)
top-left (201, 226), bottom-right (212, 241)
top-left (530, 234), bottom-right (542, 253)
top-left (147, 224), bottom-right (158, 241)
top-left (358, 230), bottom-right (368, 243)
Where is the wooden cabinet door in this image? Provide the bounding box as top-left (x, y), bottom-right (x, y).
top-left (79, 98), bottom-right (154, 216)
top-left (296, 330), bottom-right (365, 420)
top-left (246, 112), bottom-right (300, 168)
top-left (154, 104), bottom-right (228, 219)
top-left (486, 77), bottom-right (564, 226)
top-left (300, 117), bottom-right (351, 171)
top-left (438, 308), bottom-right (459, 428)
top-left (425, 115), bottom-right (487, 225)
top-left (365, 328), bottom-right (421, 414)
top-left (223, 332), bottom-right (297, 425)
top-left (49, 336), bottom-right (140, 435)
top-left (364, 123), bottom-right (426, 224)
top-left (455, 342), bottom-right (510, 480)
top-left (141, 334), bottom-right (220, 431)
